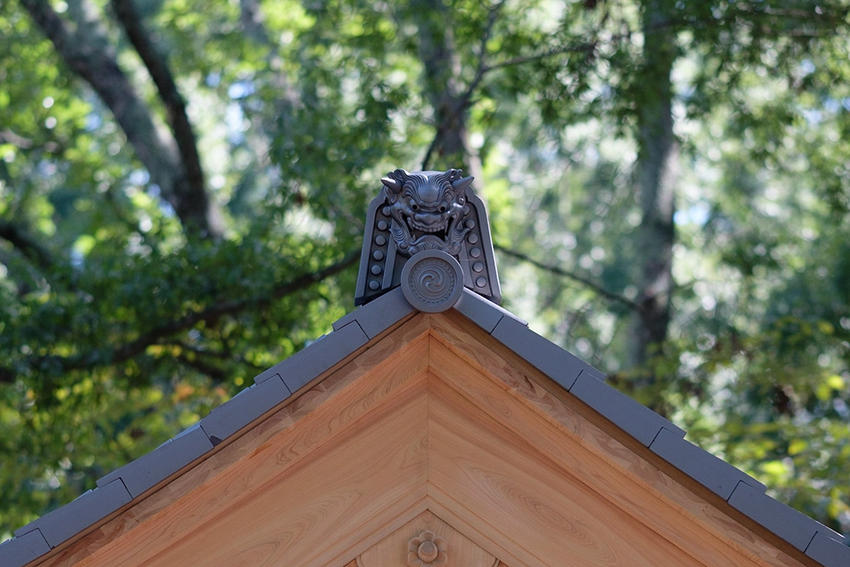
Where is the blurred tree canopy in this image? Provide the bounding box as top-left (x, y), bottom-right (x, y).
top-left (2, 0), bottom-right (849, 542)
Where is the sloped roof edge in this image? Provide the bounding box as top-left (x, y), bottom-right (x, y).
top-left (2, 288), bottom-right (848, 567)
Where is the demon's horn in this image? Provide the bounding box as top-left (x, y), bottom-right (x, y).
top-left (451, 175), bottom-right (474, 193)
top-left (381, 170), bottom-right (405, 193)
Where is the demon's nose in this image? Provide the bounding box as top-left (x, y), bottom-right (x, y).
top-left (414, 212), bottom-right (441, 226)
top-left (419, 183), bottom-right (440, 204)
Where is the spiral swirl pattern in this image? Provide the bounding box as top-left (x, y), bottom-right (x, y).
top-left (401, 251), bottom-right (463, 312)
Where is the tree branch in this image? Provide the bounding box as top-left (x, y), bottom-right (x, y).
top-left (0, 220), bottom-right (52, 271)
top-left (413, 0), bottom-right (481, 178)
top-left (483, 39), bottom-right (599, 74)
top-left (174, 352), bottom-right (228, 383)
top-left (103, 250), bottom-right (359, 367)
top-left (423, 0), bottom-right (505, 172)
top-left (0, 129), bottom-right (34, 149)
top-left (20, 0), bottom-right (219, 236)
top-left (170, 341), bottom-right (267, 371)
top-left (0, 251), bottom-right (359, 384)
top-left (110, 0), bottom-right (222, 237)
top-left (458, 0), bottom-right (507, 111)
top-left (494, 244), bottom-right (642, 312)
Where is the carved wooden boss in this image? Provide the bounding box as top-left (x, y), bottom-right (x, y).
top-left (355, 168), bottom-right (500, 311)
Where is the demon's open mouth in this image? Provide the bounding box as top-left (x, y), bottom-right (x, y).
top-left (381, 168), bottom-right (475, 256)
top-left (404, 214), bottom-right (449, 241)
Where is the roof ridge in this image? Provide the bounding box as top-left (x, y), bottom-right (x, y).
top-left (2, 288), bottom-right (847, 567)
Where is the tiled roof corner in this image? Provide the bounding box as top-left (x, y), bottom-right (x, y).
top-left (570, 371), bottom-right (685, 446)
top-left (0, 529), bottom-right (50, 567)
top-left (649, 427), bottom-right (765, 499)
top-left (96, 423), bottom-right (213, 498)
top-left (332, 287), bottom-right (416, 339)
top-left (453, 287), bottom-right (526, 333)
top-left (806, 531), bottom-right (850, 567)
top-left (5, 293), bottom-right (847, 567)
top-left (491, 314), bottom-right (606, 389)
top-left (253, 318), bottom-right (369, 390)
top-left (729, 480), bottom-right (845, 552)
top-left (200, 374), bottom-right (291, 444)
top-left (14, 479), bottom-right (131, 548)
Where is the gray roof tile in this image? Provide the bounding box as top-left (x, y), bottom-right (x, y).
top-left (570, 372), bottom-right (685, 446)
top-left (650, 427), bottom-right (765, 499)
top-left (6, 292), bottom-right (847, 567)
top-left (200, 375), bottom-right (291, 444)
top-left (96, 423), bottom-right (213, 498)
top-left (453, 288), bottom-right (526, 333)
top-left (253, 320), bottom-right (369, 390)
top-left (14, 479), bottom-right (131, 548)
top-left (331, 287), bottom-right (415, 339)
top-left (0, 529), bottom-right (50, 567)
top-left (806, 531), bottom-right (850, 567)
top-left (491, 315), bottom-right (605, 390)
top-left (728, 480), bottom-right (829, 551)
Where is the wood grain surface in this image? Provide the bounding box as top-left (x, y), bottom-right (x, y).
top-left (31, 312), bottom-right (816, 567)
top-left (427, 312), bottom-right (816, 567)
top-left (357, 510), bottom-right (497, 567)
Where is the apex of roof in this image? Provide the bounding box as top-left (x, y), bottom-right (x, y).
top-left (3, 172), bottom-right (848, 567)
top-left (354, 168), bottom-right (500, 307)
top-left (3, 288), bottom-right (847, 567)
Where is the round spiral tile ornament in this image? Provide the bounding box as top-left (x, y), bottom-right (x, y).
top-left (401, 250), bottom-right (464, 313)
top-left (407, 530), bottom-right (447, 567)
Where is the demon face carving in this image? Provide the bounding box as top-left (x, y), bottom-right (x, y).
top-left (381, 168), bottom-right (474, 256)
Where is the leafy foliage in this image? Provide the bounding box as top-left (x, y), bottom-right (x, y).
top-left (1, 0), bottom-right (849, 542)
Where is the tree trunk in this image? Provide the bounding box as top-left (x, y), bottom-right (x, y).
top-left (411, 0), bottom-right (482, 182)
top-left (21, 0), bottom-right (223, 237)
top-left (630, 0), bottom-right (679, 393)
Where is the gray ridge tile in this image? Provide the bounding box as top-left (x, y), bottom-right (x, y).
top-left (728, 480), bottom-right (828, 551)
top-left (650, 427), bottom-right (765, 499)
top-left (806, 531), bottom-right (850, 567)
top-left (453, 288), bottom-right (526, 333)
top-left (491, 316), bottom-right (605, 390)
top-left (96, 424), bottom-right (213, 498)
top-left (14, 479), bottom-right (131, 548)
top-left (0, 529), bottom-right (51, 567)
top-left (253, 321), bottom-right (369, 391)
top-left (200, 375), bottom-right (291, 444)
top-left (570, 373), bottom-right (685, 446)
top-left (331, 287), bottom-right (416, 338)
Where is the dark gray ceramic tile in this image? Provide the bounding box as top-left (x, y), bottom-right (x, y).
top-left (332, 287), bottom-right (416, 338)
top-left (14, 480), bottom-right (131, 548)
top-left (453, 288), bottom-right (526, 333)
top-left (729, 480), bottom-right (824, 551)
top-left (255, 321), bottom-right (369, 391)
top-left (806, 531), bottom-right (850, 567)
top-left (491, 316), bottom-right (605, 390)
top-left (0, 529), bottom-right (51, 567)
top-left (650, 427), bottom-right (765, 499)
top-left (200, 375), bottom-right (291, 444)
top-left (96, 424), bottom-right (213, 498)
top-left (570, 373), bottom-right (685, 446)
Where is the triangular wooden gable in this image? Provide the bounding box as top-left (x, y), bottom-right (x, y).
top-left (21, 310), bottom-right (833, 567)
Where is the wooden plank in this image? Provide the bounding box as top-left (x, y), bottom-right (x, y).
top-left (426, 315), bottom-right (812, 567)
top-left (29, 311), bottom-right (817, 567)
top-left (423, 489), bottom-right (534, 567)
top-left (357, 510), bottom-right (497, 567)
top-left (108, 382), bottom-right (429, 567)
top-left (426, 374), bottom-right (714, 567)
top-left (35, 315), bottom-right (434, 567)
top-left (429, 339), bottom-right (774, 567)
